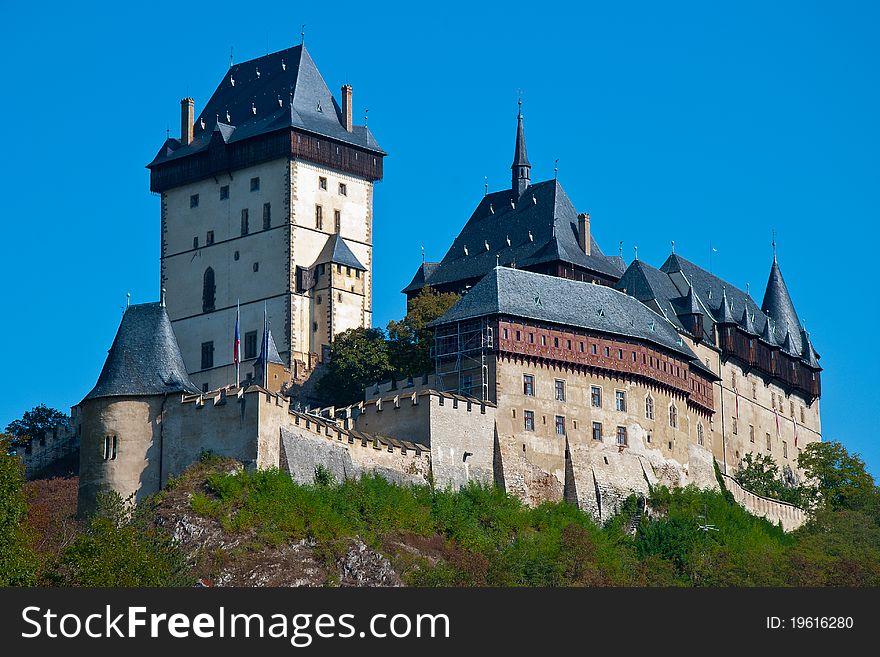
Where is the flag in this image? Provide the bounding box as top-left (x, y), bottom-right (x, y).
top-left (233, 300), bottom-right (241, 386)
top-left (259, 303), bottom-right (269, 388)
top-left (774, 408), bottom-right (780, 437)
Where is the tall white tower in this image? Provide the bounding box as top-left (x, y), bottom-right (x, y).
top-left (147, 44), bottom-right (384, 392)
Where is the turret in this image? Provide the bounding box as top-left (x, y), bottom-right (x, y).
top-left (511, 100), bottom-right (531, 196)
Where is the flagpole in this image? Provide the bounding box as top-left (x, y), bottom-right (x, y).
top-left (234, 300), bottom-right (241, 387)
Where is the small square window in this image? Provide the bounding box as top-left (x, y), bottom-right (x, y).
top-left (250, 177), bottom-right (260, 191)
top-left (592, 422), bottom-right (602, 441)
top-left (338, 182), bottom-right (347, 196)
top-left (616, 426), bottom-right (628, 446)
top-left (206, 231), bottom-right (214, 245)
top-left (319, 176), bottom-right (328, 190)
top-left (591, 343), bottom-right (598, 355)
top-left (220, 185), bottom-right (229, 200)
top-left (190, 193), bottom-right (199, 208)
top-left (554, 379), bottom-right (565, 402)
top-left (253, 262), bottom-right (259, 272)
top-left (524, 410), bottom-right (535, 432)
top-left (523, 374), bottom-right (535, 396)
top-left (555, 415), bottom-right (566, 436)
top-left (591, 386), bottom-right (602, 408)
top-left (234, 250), bottom-right (240, 261)
top-left (615, 390), bottom-right (627, 412)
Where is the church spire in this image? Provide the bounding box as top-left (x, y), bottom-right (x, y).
top-left (511, 99), bottom-right (531, 196)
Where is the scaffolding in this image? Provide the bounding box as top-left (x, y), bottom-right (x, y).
top-left (432, 319), bottom-right (494, 400)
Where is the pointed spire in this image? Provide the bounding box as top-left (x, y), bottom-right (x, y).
top-left (761, 257), bottom-right (802, 354)
top-left (781, 330), bottom-right (796, 356)
top-left (740, 306), bottom-right (758, 335)
top-left (801, 329), bottom-right (820, 369)
top-left (682, 286), bottom-right (702, 315)
top-left (715, 287), bottom-right (736, 324)
top-left (760, 314), bottom-right (779, 347)
top-left (511, 99), bottom-right (531, 196)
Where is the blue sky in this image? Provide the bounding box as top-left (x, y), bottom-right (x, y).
top-left (2, 1), bottom-right (878, 475)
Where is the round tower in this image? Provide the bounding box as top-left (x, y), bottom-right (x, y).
top-left (77, 301), bottom-right (198, 516)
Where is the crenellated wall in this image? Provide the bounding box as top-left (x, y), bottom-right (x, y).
top-left (720, 473), bottom-right (807, 531)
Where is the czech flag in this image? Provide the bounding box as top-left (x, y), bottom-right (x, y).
top-left (233, 301), bottom-right (241, 385)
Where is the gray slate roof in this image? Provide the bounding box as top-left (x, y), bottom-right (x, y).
top-left (316, 234), bottom-right (366, 270)
top-left (149, 44), bottom-right (383, 168)
top-left (432, 266), bottom-right (699, 360)
top-left (262, 328), bottom-right (284, 365)
top-left (405, 179), bottom-right (624, 293)
top-left (402, 262), bottom-right (439, 294)
top-left (83, 303), bottom-right (199, 401)
top-left (761, 259), bottom-right (803, 354)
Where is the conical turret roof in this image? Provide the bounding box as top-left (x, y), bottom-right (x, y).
top-left (761, 259), bottom-right (802, 354)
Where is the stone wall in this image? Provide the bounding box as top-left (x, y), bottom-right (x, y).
top-left (720, 473), bottom-right (807, 532)
top-left (16, 412), bottom-right (80, 479)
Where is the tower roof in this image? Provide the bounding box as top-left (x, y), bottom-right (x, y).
top-left (149, 44), bottom-right (383, 168)
top-left (316, 234), bottom-right (366, 270)
top-left (739, 305), bottom-right (758, 335)
top-left (801, 330), bottom-right (821, 369)
top-left (714, 287), bottom-right (737, 324)
top-left (83, 302), bottom-right (199, 402)
top-left (761, 259), bottom-right (803, 354)
top-left (511, 103), bottom-right (531, 170)
top-left (760, 314), bottom-right (779, 347)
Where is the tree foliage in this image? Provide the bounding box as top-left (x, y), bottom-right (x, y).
top-left (733, 453), bottom-right (806, 507)
top-left (0, 437), bottom-right (37, 585)
top-left (314, 327), bottom-right (394, 406)
top-left (386, 287), bottom-right (460, 378)
top-left (797, 441), bottom-right (877, 513)
top-left (5, 404), bottom-right (67, 449)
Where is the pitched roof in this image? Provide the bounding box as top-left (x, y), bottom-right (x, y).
top-left (149, 44), bottom-right (383, 168)
top-left (83, 303), bottom-right (199, 402)
top-left (432, 267), bottom-right (699, 360)
top-left (411, 179), bottom-right (623, 291)
top-left (316, 234), bottom-right (366, 270)
top-left (511, 106), bottom-right (530, 169)
top-left (761, 259), bottom-right (803, 355)
top-left (402, 262), bottom-right (440, 294)
top-left (262, 328), bottom-right (284, 365)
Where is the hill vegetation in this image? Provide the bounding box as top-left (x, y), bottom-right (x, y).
top-left (2, 438), bottom-right (879, 587)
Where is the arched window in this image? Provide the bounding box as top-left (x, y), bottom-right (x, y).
top-left (203, 267), bottom-right (216, 312)
top-left (669, 404), bottom-right (678, 429)
top-left (645, 395), bottom-right (655, 420)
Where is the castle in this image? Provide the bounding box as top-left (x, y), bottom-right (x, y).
top-left (74, 42), bottom-right (822, 527)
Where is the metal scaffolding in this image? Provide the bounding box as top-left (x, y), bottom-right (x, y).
top-left (432, 319), bottom-right (494, 400)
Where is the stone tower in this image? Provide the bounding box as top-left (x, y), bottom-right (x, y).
top-left (147, 43), bottom-right (385, 393)
top-left (76, 301), bottom-right (199, 516)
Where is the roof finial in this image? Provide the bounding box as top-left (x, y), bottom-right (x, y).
top-left (301, 24), bottom-right (306, 44)
top-left (772, 229), bottom-right (777, 262)
top-left (671, 239), bottom-right (676, 254)
top-left (126, 292), bottom-right (131, 308)
top-left (554, 159), bottom-right (558, 179)
top-left (229, 46), bottom-right (234, 68)
top-left (421, 245), bottom-right (425, 264)
top-left (166, 126), bottom-right (169, 139)
top-left (160, 287), bottom-right (166, 307)
top-left (634, 245), bottom-right (639, 261)
top-left (496, 254), bottom-right (500, 268)
top-left (364, 108), bottom-right (369, 125)
top-left (619, 241), bottom-right (623, 259)
top-left (484, 176), bottom-right (488, 196)
top-left (746, 282), bottom-right (750, 296)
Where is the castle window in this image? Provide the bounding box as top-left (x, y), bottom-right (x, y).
top-left (193, 236), bottom-right (199, 249)
top-left (339, 183), bottom-right (347, 196)
top-left (201, 341), bottom-right (214, 369)
top-left (244, 331), bottom-right (257, 359)
top-left (752, 382), bottom-right (757, 399)
top-left (800, 406), bottom-right (805, 424)
top-left (524, 410), bottom-right (535, 432)
top-left (220, 185), bottom-right (229, 200)
top-left (618, 348), bottom-right (623, 359)
top-left (263, 203), bottom-right (271, 229)
top-left (190, 193), bottom-right (199, 208)
top-left (771, 392), bottom-right (777, 409)
top-left (615, 390), bottom-right (627, 412)
top-left (523, 374), bottom-right (534, 397)
top-left (250, 177), bottom-right (260, 191)
top-left (356, 270), bottom-right (361, 279)
top-left (503, 328), bottom-right (509, 340)
top-left (732, 417), bottom-right (738, 435)
top-left (783, 441), bottom-right (788, 458)
top-left (580, 341), bottom-right (584, 352)
top-left (731, 370), bottom-right (737, 389)
top-left (632, 351), bottom-right (637, 362)
top-left (617, 426), bottom-right (628, 446)
top-left (591, 343), bottom-right (598, 355)
top-left (554, 336), bottom-right (559, 348)
top-left (697, 423), bottom-right (704, 446)
top-left (645, 395), bottom-right (655, 420)
top-left (202, 268), bottom-right (215, 312)
top-left (319, 177), bottom-right (327, 190)
top-left (334, 210), bottom-right (341, 233)
top-left (234, 251), bottom-right (240, 261)
top-left (591, 386), bottom-right (602, 408)
top-left (555, 415), bottom-right (566, 436)
top-left (315, 205), bottom-right (323, 230)
top-left (750, 425), bottom-right (755, 443)
top-left (669, 404), bottom-right (678, 429)
top-left (554, 379), bottom-right (565, 402)
top-left (604, 346), bottom-right (610, 357)
top-left (528, 333), bottom-right (534, 344)
top-left (790, 401), bottom-right (795, 417)
top-left (206, 231), bottom-right (214, 245)
top-left (253, 262), bottom-right (259, 272)
top-left (202, 383), bottom-right (209, 393)
top-left (592, 422), bottom-right (603, 441)
top-left (567, 339), bottom-right (572, 350)
top-left (541, 335), bottom-right (546, 346)
top-left (316, 295), bottom-right (322, 305)
top-left (338, 293), bottom-right (342, 302)
top-left (241, 208), bottom-right (249, 235)
top-left (313, 322), bottom-right (318, 332)
top-left (346, 266), bottom-right (352, 277)
top-left (516, 330), bottom-right (521, 341)
top-left (102, 435), bottom-right (110, 461)
top-left (766, 433), bottom-right (771, 451)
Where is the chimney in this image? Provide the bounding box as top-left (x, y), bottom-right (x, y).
top-left (341, 84), bottom-right (353, 132)
top-left (577, 213), bottom-right (591, 255)
top-left (180, 97), bottom-right (194, 145)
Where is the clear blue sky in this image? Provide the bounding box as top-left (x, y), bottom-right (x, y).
top-left (2, 1), bottom-right (877, 475)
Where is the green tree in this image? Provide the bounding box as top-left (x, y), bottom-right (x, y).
top-left (314, 327), bottom-right (394, 406)
top-left (0, 437), bottom-right (37, 585)
top-left (387, 286), bottom-right (460, 378)
top-left (5, 404), bottom-right (68, 450)
top-left (733, 453), bottom-right (805, 506)
top-left (797, 441), bottom-right (877, 513)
